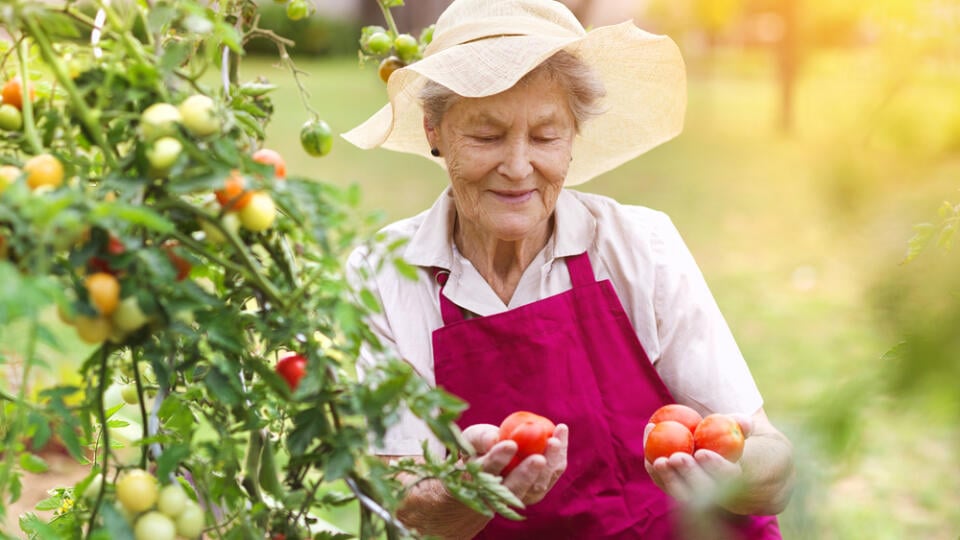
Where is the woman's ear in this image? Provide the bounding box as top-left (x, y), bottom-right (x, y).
top-left (423, 116), bottom-right (439, 150)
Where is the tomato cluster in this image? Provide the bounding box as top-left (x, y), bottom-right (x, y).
top-left (108, 470), bottom-right (204, 540)
top-left (359, 24), bottom-right (434, 83)
top-left (644, 404), bottom-right (745, 463)
top-left (497, 411), bottom-right (556, 476)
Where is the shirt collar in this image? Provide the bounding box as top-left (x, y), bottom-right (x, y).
top-left (403, 187), bottom-right (597, 269)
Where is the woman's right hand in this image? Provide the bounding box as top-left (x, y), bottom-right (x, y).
top-left (461, 423), bottom-right (569, 505)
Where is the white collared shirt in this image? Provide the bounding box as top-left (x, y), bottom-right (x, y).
top-left (347, 188), bottom-right (762, 456)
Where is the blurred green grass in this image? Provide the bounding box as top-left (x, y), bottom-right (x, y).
top-left (249, 47), bottom-right (960, 538)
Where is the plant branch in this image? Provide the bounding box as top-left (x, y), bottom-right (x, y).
top-left (15, 37), bottom-right (43, 155)
top-left (377, 0), bottom-right (402, 37)
top-left (85, 346), bottom-right (112, 540)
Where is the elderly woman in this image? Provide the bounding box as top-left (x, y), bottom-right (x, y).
top-left (343, 0), bottom-right (794, 538)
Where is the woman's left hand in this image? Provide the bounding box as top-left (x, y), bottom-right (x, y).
top-left (643, 414), bottom-right (752, 504)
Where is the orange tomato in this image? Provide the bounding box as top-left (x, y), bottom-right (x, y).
top-left (214, 170), bottom-right (253, 211)
top-left (648, 404), bottom-right (703, 434)
top-left (85, 272), bottom-right (120, 316)
top-left (498, 411), bottom-right (556, 475)
top-left (23, 153), bottom-right (64, 190)
top-left (2, 76), bottom-right (36, 111)
top-left (252, 148), bottom-right (287, 179)
top-left (644, 420), bottom-right (694, 463)
top-left (693, 414), bottom-right (745, 462)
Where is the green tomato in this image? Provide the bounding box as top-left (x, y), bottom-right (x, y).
top-left (175, 500), bottom-right (205, 538)
top-left (178, 94), bottom-right (219, 138)
top-left (286, 0), bottom-right (309, 21)
top-left (140, 103), bottom-right (182, 142)
top-left (238, 192), bottom-right (276, 232)
top-left (120, 382), bottom-right (140, 405)
top-left (112, 296), bottom-right (150, 334)
top-left (201, 210), bottom-right (241, 244)
top-left (135, 511), bottom-right (176, 540)
top-left (0, 104), bottom-right (23, 131)
top-left (81, 473), bottom-right (104, 501)
top-left (419, 25), bottom-right (435, 46)
top-left (116, 469), bottom-right (158, 514)
top-left (157, 484), bottom-right (188, 518)
top-left (394, 33), bottom-right (419, 62)
top-left (145, 136), bottom-right (182, 173)
top-left (300, 119), bottom-right (333, 157)
top-left (365, 32), bottom-right (392, 55)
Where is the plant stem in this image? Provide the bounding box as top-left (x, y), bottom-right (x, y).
top-left (377, 0), bottom-right (401, 37)
top-left (15, 38), bottom-right (43, 155)
top-left (85, 346), bottom-right (112, 540)
top-left (20, 15), bottom-right (118, 169)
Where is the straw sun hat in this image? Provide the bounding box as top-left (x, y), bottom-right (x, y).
top-left (342, 0), bottom-right (687, 187)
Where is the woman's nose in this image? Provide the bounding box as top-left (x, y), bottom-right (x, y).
top-left (497, 138), bottom-right (534, 181)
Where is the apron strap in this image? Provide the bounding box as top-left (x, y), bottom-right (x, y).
top-left (566, 251), bottom-right (596, 288)
top-left (433, 268), bottom-right (465, 325)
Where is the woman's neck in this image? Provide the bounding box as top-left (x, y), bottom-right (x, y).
top-left (454, 217), bottom-right (553, 305)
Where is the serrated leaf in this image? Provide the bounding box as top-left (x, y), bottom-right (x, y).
top-left (19, 453), bottom-right (49, 474)
top-left (33, 494), bottom-right (60, 511)
top-left (18, 513), bottom-right (59, 539)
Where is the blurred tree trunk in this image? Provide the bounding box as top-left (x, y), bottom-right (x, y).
top-left (777, 0), bottom-right (799, 133)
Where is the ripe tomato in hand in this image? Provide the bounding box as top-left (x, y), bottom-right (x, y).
top-left (693, 414), bottom-right (745, 462)
top-left (648, 403), bottom-right (703, 434)
top-left (276, 354), bottom-right (307, 391)
top-left (498, 411), bottom-right (556, 476)
top-left (252, 148), bottom-right (287, 179)
top-left (644, 420), bottom-right (694, 463)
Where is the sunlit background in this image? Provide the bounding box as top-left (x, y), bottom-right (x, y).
top-left (5, 0), bottom-right (960, 537)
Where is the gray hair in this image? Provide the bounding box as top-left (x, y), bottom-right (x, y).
top-left (419, 50), bottom-right (607, 131)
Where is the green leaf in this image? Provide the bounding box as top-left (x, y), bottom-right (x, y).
top-left (156, 444), bottom-right (191, 479)
top-left (359, 289), bottom-right (382, 314)
top-left (19, 453), bottom-right (49, 474)
top-left (91, 202), bottom-right (175, 234)
top-left (18, 513), bottom-right (59, 540)
top-left (392, 258), bottom-right (419, 281)
top-left (902, 222), bottom-right (935, 264)
top-left (97, 502), bottom-right (135, 540)
top-left (33, 494), bottom-right (60, 511)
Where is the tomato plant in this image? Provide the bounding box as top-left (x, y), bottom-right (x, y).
top-left (0, 1), bottom-right (521, 538)
top-left (648, 403), bottom-right (703, 433)
top-left (693, 414), bottom-right (745, 462)
top-left (377, 56), bottom-right (405, 83)
top-left (644, 420), bottom-right (695, 463)
top-left (498, 411), bottom-right (556, 475)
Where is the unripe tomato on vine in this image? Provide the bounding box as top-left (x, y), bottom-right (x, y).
top-left (139, 102), bottom-right (182, 142)
top-left (377, 56), bottom-right (404, 83)
top-left (300, 119), bottom-right (333, 157)
top-left (0, 104), bottom-right (23, 131)
top-left (286, 0), bottom-right (309, 21)
top-left (85, 272), bottom-right (120, 316)
top-left (239, 192), bottom-right (276, 232)
top-left (179, 94), bottom-right (220, 138)
top-left (116, 469), bottom-right (159, 514)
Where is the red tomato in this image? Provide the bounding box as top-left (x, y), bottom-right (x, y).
top-left (214, 170), bottom-right (253, 211)
top-left (252, 148), bottom-right (287, 179)
top-left (162, 241), bottom-right (191, 281)
top-left (644, 420), bottom-right (694, 463)
top-left (648, 404), bottom-right (703, 434)
top-left (276, 354), bottom-right (307, 391)
top-left (497, 411), bottom-right (556, 475)
top-left (693, 414), bottom-right (745, 462)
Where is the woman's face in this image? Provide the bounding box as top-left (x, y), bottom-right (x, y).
top-left (426, 71), bottom-right (576, 243)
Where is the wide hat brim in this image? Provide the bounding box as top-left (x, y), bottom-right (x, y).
top-left (342, 21), bottom-right (687, 187)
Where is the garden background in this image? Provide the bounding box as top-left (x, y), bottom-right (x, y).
top-left (4, 0), bottom-right (960, 538)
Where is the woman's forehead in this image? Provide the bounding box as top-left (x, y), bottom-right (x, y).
top-left (447, 76), bottom-right (573, 126)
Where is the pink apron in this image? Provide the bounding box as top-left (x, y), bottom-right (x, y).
top-left (432, 252), bottom-right (781, 539)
